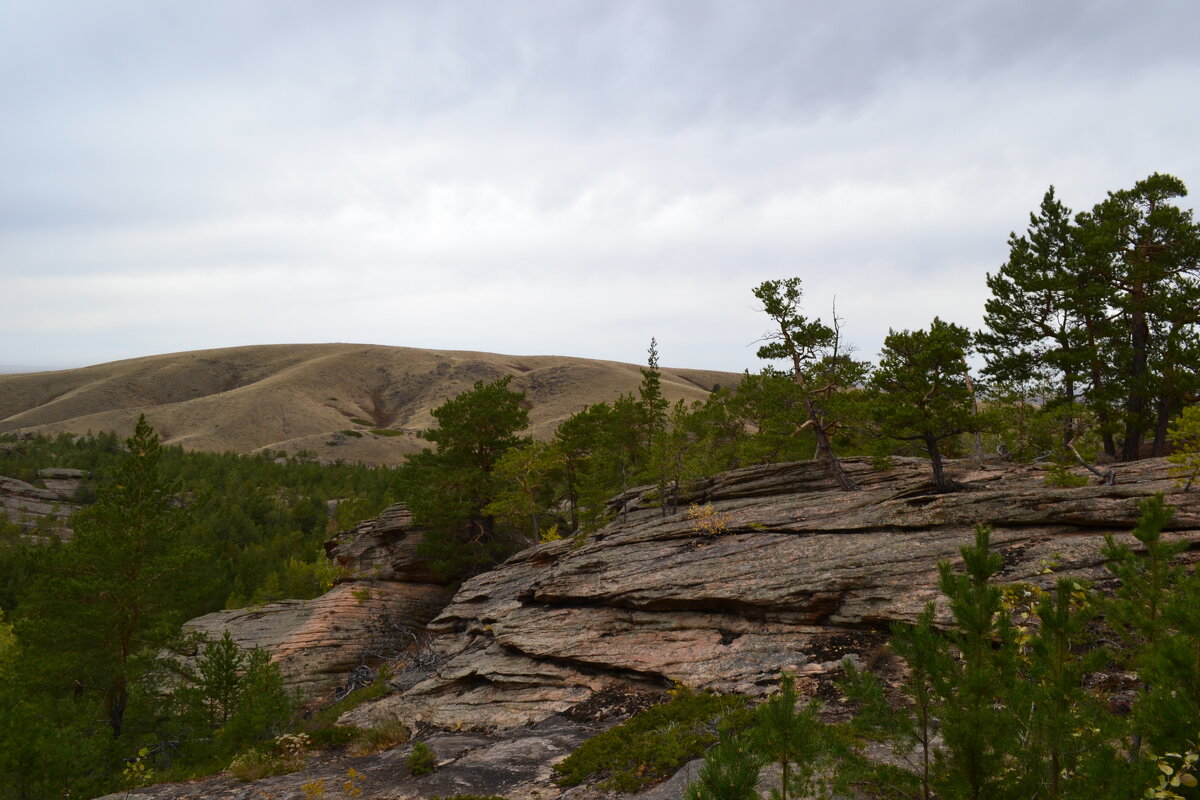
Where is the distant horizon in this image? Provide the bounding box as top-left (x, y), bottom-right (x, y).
top-left (0, 340), bottom-right (740, 377)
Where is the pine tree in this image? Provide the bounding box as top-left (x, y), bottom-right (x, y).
top-left (749, 672), bottom-right (824, 800)
top-left (931, 524), bottom-right (1018, 800)
top-left (1074, 173), bottom-right (1200, 460)
top-left (977, 187), bottom-right (1105, 450)
top-left (870, 318), bottom-right (976, 492)
top-left (16, 415), bottom-right (202, 739)
top-left (483, 440), bottom-right (566, 542)
top-left (686, 735), bottom-right (763, 800)
top-left (753, 278), bottom-right (859, 490)
top-left (1102, 494), bottom-right (1200, 755)
top-left (400, 376), bottom-right (531, 578)
top-left (885, 604), bottom-right (949, 800)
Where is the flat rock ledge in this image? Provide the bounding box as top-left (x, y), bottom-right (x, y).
top-left (345, 456), bottom-right (1199, 732)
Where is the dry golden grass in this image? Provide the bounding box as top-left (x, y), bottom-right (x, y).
top-left (0, 343), bottom-right (739, 465)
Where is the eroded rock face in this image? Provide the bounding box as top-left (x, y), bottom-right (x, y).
top-left (181, 503), bottom-right (452, 702)
top-left (325, 503), bottom-right (443, 585)
top-left (0, 469), bottom-right (82, 539)
top-left (346, 456), bottom-right (1200, 731)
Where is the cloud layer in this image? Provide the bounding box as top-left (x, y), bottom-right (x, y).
top-left (3, 1), bottom-right (1198, 372)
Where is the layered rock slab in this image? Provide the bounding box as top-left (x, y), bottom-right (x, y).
top-left (349, 456), bottom-right (1200, 731)
top-left (0, 468), bottom-right (83, 539)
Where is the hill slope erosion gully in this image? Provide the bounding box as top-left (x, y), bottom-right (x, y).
top-left (107, 456), bottom-right (1199, 800)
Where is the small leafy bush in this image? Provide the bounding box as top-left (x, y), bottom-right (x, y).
top-left (553, 686), bottom-right (752, 792)
top-left (341, 429), bottom-right (364, 438)
top-left (407, 741), bottom-right (438, 775)
top-left (372, 428), bottom-right (405, 437)
top-left (305, 725), bottom-right (358, 749)
top-left (687, 504), bottom-right (731, 537)
top-left (229, 732), bottom-right (309, 782)
top-left (348, 418), bottom-right (372, 427)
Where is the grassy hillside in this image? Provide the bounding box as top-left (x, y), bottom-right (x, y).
top-left (0, 344), bottom-right (738, 465)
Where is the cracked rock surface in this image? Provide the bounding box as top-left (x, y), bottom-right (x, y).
top-left (345, 457), bottom-right (1199, 733)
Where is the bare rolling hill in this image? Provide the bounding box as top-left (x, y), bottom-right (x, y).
top-left (0, 344), bottom-right (739, 465)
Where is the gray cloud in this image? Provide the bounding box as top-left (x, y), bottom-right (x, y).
top-left (2, 1), bottom-right (1198, 373)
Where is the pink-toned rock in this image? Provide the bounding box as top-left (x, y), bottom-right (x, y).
top-left (183, 580), bottom-right (451, 701)
top-left (181, 503), bottom-right (452, 702)
top-left (347, 457), bottom-right (1200, 731)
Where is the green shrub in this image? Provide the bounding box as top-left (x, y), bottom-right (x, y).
top-left (305, 725), bottom-right (358, 749)
top-left (348, 716), bottom-right (410, 756)
top-left (371, 428), bottom-right (405, 437)
top-left (407, 741), bottom-right (438, 775)
top-left (1168, 405), bottom-right (1200, 491)
top-left (229, 732), bottom-right (310, 781)
top-left (348, 418), bottom-right (372, 427)
top-left (1043, 462), bottom-right (1088, 488)
top-left (553, 686), bottom-right (753, 792)
top-left (341, 429), bottom-right (364, 438)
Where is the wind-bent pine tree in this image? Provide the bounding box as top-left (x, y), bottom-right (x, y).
top-left (753, 278), bottom-right (859, 491)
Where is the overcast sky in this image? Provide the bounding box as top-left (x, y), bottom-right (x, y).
top-left (2, 1), bottom-right (1198, 374)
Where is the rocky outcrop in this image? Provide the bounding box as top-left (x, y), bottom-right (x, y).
top-left (324, 504), bottom-right (443, 585)
top-left (346, 456), bottom-right (1200, 731)
top-left (0, 468), bottom-right (85, 539)
top-left (129, 456), bottom-right (1200, 799)
top-left (180, 504), bottom-right (452, 702)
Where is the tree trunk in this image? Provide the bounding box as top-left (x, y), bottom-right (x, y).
top-left (564, 466), bottom-right (579, 533)
top-left (1062, 375), bottom-right (1077, 448)
top-left (107, 677), bottom-right (127, 738)
top-left (925, 433), bottom-right (949, 492)
top-left (805, 395), bottom-right (859, 491)
top-left (1122, 297), bottom-right (1150, 461)
top-left (1153, 394), bottom-right (1172, 457)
